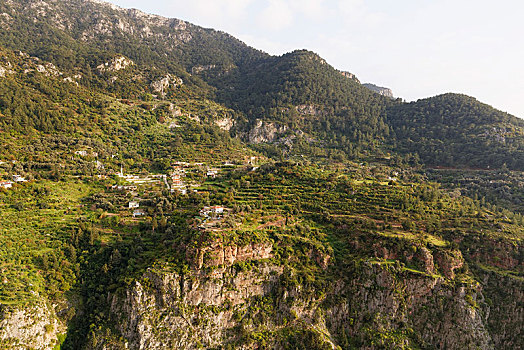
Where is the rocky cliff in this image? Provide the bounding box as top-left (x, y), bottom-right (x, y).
top-left (0, 300), bottom-right (65, 350)
top-left (363, 83), bottom-right (394, 98)
top-left (81, 236), bottom-right (518, 350)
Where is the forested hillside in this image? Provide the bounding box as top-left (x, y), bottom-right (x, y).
top-left (387, 94), bottom-right (524, 169)
top-left (1, 0), bottom-right (524, 170)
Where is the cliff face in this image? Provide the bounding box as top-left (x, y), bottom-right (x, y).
top-left (329, 264), bottom-right (492, 349)
top-left (478, 271), bottom-right (523, 349)
top-left (246, 120), bottom-right (288, 144)
top-left (0, 300), bottom-right (65, 350)
top-left (101, 265), bottom-right (283, 349)
top-left (86, 247), bottom-right (503, 350)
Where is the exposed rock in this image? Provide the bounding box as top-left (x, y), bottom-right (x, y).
top-left (74, 1), bottom-right (193, 44)
top-left (0, 301), bottom-right (65, 350)
top-left (94, 261), bottom-right (495, 350)
top-left (63, 77), bottom-right (78, 85)
top-left (97, 56), bottom-right (134, 73)
top-left (101, 264), bottom-right (282, 349)
top-left (418, 247), bottom-right (435, 273)
top-left (478, 270), bottom-right (524, 349)
top-left (338, 70), bottom-right (360, 83)
top-left (191, 64), bottom-right (216, 75)
top-left (35, 62), bottom-right (61, 76)
top-left (168, 103), bottom-right (183, 118)
top-left (0, 12), bottom-right (12, 28)
top-left (214, 117), bottom-right (233, 131)
top-left (247, 120), bottom-right (288, 144)
top-left (326, 263), bottom-right (493, 350)
top-left (190, 242), bottom-right (273, 269)
top-left (0, 65), bottom-right (13, 77)
top-left (296, 104), bottom-right (325, 117)
top-left (363, 83), bottom-right (394, 98)
top-left (150, 74), bottom-right (183, 98)
top-left (434, 249), bottom-right (464, 279)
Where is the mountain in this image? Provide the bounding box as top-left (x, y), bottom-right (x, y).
top-left (1, 0), bottom-right (524, 169)
top-left (387, 93), bottom-right (524, 170)
top-left (0, 1), bottom-right (523, 350)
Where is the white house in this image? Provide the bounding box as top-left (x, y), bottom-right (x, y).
top-left (200, 206), bottom-right (225, 216)
top-left (12, 175), bottom-right (27, 182)
top-left (129, 201), bottom-right (140, 209)
top-left (211, 206), bottom-right (224, 214)
top-left (133, 209), bottom-right (145, 217)
top-left (0, 181), bottom-right (13, 189)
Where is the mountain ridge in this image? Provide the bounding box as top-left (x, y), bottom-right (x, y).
top-left (1, 0), bottom-right (524, 170)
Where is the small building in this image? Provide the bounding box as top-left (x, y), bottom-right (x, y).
top-left (206, 170), bottom-right (217, 178)
top-left (210, 206), bottom-right (224, 214)
top-left (200, 205), bottom-right (225, 216)
top-left (112, 185), bottom-right (138, 192)
top-left (133, 209), bottom-right (145, 217)
top-left (12, 175), bottom-right (27, 182)
top-left (129, 201), bottom-right (140, 209)
top-left (75, 150), bottom-right (88, 157)
top-left (172, 187), bottom-right (187, 195)
top-left (0, 181), bottom-right (13, 189)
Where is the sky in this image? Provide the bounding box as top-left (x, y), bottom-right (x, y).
top-left (107, 0), bottom-right (524, 118)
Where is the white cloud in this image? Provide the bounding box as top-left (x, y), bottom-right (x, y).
top-left (257, 0), bottom-right (294, 31)
top-left (289, 0), bottom-right (330, 21)
top-left (237, 33), bottom-right (295, 55)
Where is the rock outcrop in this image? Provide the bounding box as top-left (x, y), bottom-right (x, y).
top-left (247, 120), bottom-right (288, 144)
top-left (90, 260), bottom-right (497, 350)
top-left (363, 83), bottom-right (394, 98)
top-left (214, 117), bottom-right (234, 131)
top-left (150, 74), bottom-right (183, 98)
top-left (338, 70), bottom-right (360, 83)
top-left (97, 56), bottom-right (134, 73)
top-left (190, 242), bottom-right (273, 269)
top-left (0, 301), bottom-right (65, 350)
top-left (296, 104), bottom-right (325, 117)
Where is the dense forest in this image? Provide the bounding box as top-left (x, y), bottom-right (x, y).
top-left (387, 94), bottom-right (524, 170)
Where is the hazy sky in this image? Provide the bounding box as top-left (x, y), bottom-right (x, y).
top-left (107, 0), bottom-right (524, 118)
